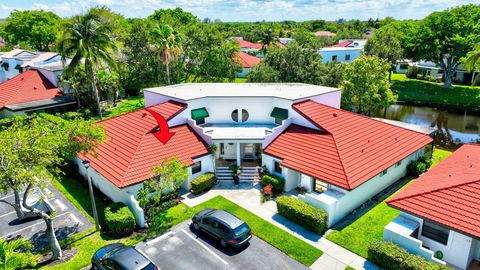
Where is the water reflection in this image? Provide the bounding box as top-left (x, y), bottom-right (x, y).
top-left (378, 104), bottom-right (480, 150)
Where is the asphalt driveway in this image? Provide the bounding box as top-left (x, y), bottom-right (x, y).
top-left (0, 184), bottom-right (92, 250)
top-left (137, 220), bottom-right (308, 270)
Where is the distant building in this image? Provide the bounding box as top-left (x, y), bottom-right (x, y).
top-left (313, 31), bottom-right (336, 38)
top-left (318, 39), bottom-right (367, 63)
top-left (236, 51), bottom-right (261, 78)
top-left (233, 37), bottom-right (262, 53)
top-left (0, 49), bottom-right (67, 83)
top-left (0, 69), bottom-right (76, 118)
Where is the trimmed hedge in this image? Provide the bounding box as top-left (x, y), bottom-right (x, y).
top-left (368, 241), bottom-right (451, 270)
top-left (261, 174), bottom-right (285, 193)
top-left (105, 202), bottom-right (135, 237)
top-left (191, 173), bottom-right (216, 194)
top-left (276, 196), bottom-right (327, 234)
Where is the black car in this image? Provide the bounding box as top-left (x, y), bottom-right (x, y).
top-left (92, 243), bottom-right (159, 270)
top-left (192, 208), bottom-right (252, 248)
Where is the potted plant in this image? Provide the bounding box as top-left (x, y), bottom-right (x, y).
top-left (229, 165), bottom-right (241, 185)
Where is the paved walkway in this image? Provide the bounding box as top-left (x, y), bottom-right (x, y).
top-left (180, 183), bottom-right (379, 270)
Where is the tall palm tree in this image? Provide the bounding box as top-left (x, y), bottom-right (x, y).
top-left (259, 26), bottom-right (277, 54)
top-left (465, 43), bottom-right (480, 84)
top-left (149, 24), bottom-right (181, 85)
top-left (60, 10), bottom-right (117, 120)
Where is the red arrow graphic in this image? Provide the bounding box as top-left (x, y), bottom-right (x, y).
top-left (145, 108), bottom-right (175, 144)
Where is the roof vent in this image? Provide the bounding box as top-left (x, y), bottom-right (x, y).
top-left (33, 86), bottom-right (37, 90)
top-left (361, 149), bottom-right (364, 153)
top-left (141, 112), bottom-right (147, 118)
top-left (333, 112), bottom-right (338, 117)
top-left (449, 174), bottom-right (452, 177)
top-left (20, 77), bottom-right (24, 80)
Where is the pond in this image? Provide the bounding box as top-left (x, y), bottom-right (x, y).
top-left (379, 104), bottom-right (480, 151)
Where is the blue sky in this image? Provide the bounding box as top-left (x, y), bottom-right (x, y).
top-left (0, 0), bottom-right (478, 21)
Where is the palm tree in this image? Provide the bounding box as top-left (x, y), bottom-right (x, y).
top-left (259, 26), bottom-right (277, 54)
top-left (0, 238), bottom-right (35, 270)
top-left (465, 43), bottom-right (480, 84)
top-left (60, 10), bottom-right (117, 120)
top-left (149, 24), bottom-right (181, 85)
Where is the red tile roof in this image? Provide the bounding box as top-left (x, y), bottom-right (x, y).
top-left (328, 41), bottom-right (353, 48)
top-left (387, 144), bottom-right (480, 239)
top-left (79, 101), bottom-right (210, 188)
top-left (0, 70), bottom-right (63, 109)
top-left (264, 100), bottom-right (433, 190)
top-left (235, 38), bottom-right (262, 50)
top-left (236, 52), bottom-right (261, 68)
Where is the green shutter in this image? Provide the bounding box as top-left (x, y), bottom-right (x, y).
top-left (191, 107), bottom-right (209, 120)
top-left (270, 107), bottom-right (288, 120)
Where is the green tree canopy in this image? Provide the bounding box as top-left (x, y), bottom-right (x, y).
top-left (340, 55), bottom-right (396, 115)
top-left (411, 4), bottom-right (480, 88)
top-left (364, 27), bottom-right (404, 81)
top-left (247, 42), bottom-right (325, 85)
top-left (0, 10), bottom-right (62, 51)
top-left (0, 114), bottom-right (105, 260)
top-left (148, 8), bottom-right (198, 27)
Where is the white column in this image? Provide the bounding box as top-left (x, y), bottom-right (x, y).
top-left (236, 142), bottom-right (241, 166)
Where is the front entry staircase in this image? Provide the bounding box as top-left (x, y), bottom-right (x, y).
top-left (215, 167), bottom-right (260, 183)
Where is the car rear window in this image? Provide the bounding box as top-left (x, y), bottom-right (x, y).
top-left (233, 223), bottom-right (249, 236)
top-left (142, 263), bottom-right (157, 270)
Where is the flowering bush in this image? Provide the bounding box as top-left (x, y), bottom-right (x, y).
top-left (264, 184), bottom-right (273, 196)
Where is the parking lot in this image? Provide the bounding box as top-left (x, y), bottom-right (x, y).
top-left (0, 185), bottom-right (92, 250)
top-left (137, 220), bottom-right (308, 270)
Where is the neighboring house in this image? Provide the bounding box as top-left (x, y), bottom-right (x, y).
top-left (236, 51), bottom-right (261, 78)
top-left (313, 31), bottom-right (336, 38)
top-left (77, 83), bottom-right (433, 228)
top-left (0, 49), bottom-right (66, 83)
top-left (394, 59), bottom-right (413, 74)
top-left (413, 61), bottom-right (472, 85)
top-left (318, 39), bottom-right (367, 63)
top-left (234, 37), bottom-right (262, 53)
top-left (0, 69), bottom-right (76, 118)
top-left (384, 144), bottom-right (480, 270)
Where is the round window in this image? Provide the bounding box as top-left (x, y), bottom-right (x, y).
top-left (231, 109), bottom-right (239, 122)
top-left (242, 109), bottom-right (249, 122)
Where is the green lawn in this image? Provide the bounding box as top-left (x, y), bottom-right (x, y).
top-left (190, 196), bottom-right (323, 266)
top-left (391, 73), bottom-right (480, 107)
top-left (41, 177), bottom-right (321, 269)
top-left (102, 96), bottom-right (145, 119)
top-left (326, 148), bottom-right (452, 258)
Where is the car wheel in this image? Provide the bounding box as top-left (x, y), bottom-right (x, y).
top-left (220, 239), bottom-right (227, 248)
top-left (193, 222), bottom-right (200, 230)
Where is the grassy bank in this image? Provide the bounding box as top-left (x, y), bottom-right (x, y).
top-left (326, 148), bottom-right (452, 258)
top-left (391, 73), bottom-right (480, 107)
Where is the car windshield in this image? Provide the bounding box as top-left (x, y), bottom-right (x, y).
top-left (232, 223), bottom-right (249, 236)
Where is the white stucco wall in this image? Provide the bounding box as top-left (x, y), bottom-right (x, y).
top-left (183, 155), bottom-right (214, 191)
top-left (386, 211), bottom-right (478, 270)
top-left (289, 147), bottom-right (425, 227)
top-left (319, 48), bottom-right (362, 63)
top-left (73, 158), bottom-right (146, 227)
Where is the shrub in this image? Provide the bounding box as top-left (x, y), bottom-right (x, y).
top-left (405, 66), bottom-right (419, 79)
top-left (426, 75), bottom-right (437, 82)
top-left (368, 241), bottom-right (451, 270)
top-left (407, 161), bottom-right (426, 177)
top-left (261, 174), bottom-right (285, 193)
top-left (276, 196), bottom-right (327, 234)
top-left (418, 155), bottom-right (432, 169)
top-left (105, 202), bottom-right (135, 237)
top-left (191, 173), bottom-right (216, 194)
top-left (416, 73), bottom-right (425, 80)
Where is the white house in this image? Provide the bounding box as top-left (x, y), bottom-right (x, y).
top-left (384, 144), bottom-right (480, 270)
top-left (0, 49), bottom-right (66, 83)
top-left (319, 39), bottom-right (367, 63)
top-left (77, 83), bottom-right (433, 228)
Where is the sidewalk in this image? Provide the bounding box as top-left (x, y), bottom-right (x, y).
top-left (180, 183), bottom-right (379, 270)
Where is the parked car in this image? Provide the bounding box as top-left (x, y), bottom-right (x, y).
top-left (192, 208), bottom-right (252, 248)
top-left (92, 243), bottom-right (158, 270)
